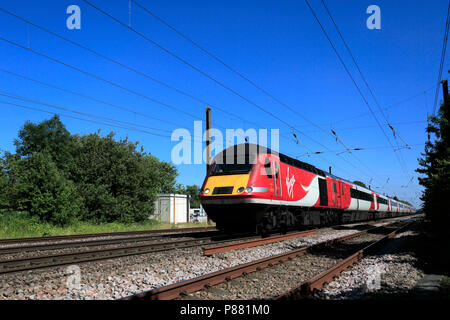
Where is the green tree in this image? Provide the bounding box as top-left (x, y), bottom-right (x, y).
top-left (398, 199), bottom-right (413, 206)
top-left (70, 132), bottom-right (178, 223)
top-left (417, 84), bottom-right (450, 233)
top-left (174, 184), bottom-right (201, 208)
top-left (14, 115), bottom-right (74, 173)
top-left (185, 185), bottom-right (201, 208)
top-left (3, 116), bottom-right (181, 225)
top-left (353, 180), bottom-right (367, 188)
top-left (7, 152), bottom-right (81, 226)
top-left (0, 152), bottom-right (9, 210)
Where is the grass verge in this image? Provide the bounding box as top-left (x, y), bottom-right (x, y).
top-left (0, 211), bottom-right (213, 239)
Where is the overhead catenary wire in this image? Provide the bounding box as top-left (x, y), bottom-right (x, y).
top-left (0, 36), bottom-right (204, 121)
top-left (130, 0), bottom-right (395, 186)
top-left (0, 6), bottom-right (326, 154)
top-left (320, 0), bottom-right (410, 149)
top-left (0, 7), bottom-right (255, 127)
top-left (0, 67), bottom-right (185, 129)
top-left (301, 120), bottom-right (427, 134)
top-left (304, 0), bottom-right (411, 183)
top-left (81, 0), bottom-right (356, 159)
top-left (0, 100), bottom-right (171, 139)
top-left (0, 90), bottom-right (174, 135)
top-left (0, 3), bottom-right (408, 195)
top-left (296, 143), bottom-right (425, 157)
top-left (320, 85), bottom-right (436, 128)
top-left (131, 0), bottom-right (335, 131)
top-left (321, 0), bottom-right (413, 178)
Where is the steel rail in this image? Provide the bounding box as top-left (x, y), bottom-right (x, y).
top-left (0, 233), bottom-right (255, 275)
top-left (122, 223), bottom-right (396, 300)
top-left (0, 226), bottom-right (216, 246)
top-left (0, 230), bottom-right (222, 255)
top-left (274, 221), bottom-right (414, 300)
top-left (202, 229), bottom-right (317, 256)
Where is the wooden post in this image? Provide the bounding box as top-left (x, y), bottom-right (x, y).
top-left (205, 108), bottom-right (212, 225)
top-left (206, 108), bottom-right (211, 174)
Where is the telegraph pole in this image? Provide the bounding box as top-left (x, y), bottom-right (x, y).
top-left (206, 107), bottom-right (212, 173)
top-left (205, 107), bottom-right (212, 226)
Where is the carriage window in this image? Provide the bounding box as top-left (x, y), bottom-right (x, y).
top-left (333, 183), bottom-right (337, 193)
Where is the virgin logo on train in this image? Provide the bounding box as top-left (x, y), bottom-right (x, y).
top-left (286, 167), bottom-right (296, 198)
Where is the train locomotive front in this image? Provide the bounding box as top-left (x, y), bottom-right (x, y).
top-left (199, 143), bottom-right (414, 233)
top-left (199, 144), bottom-right (278, 232)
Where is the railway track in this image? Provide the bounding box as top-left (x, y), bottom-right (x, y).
top-left (202, 229), bottom-right (317, 256)
top-left (0, 230), bottom-right (221, 255)
top-left (274, 221), bottom-right (414, 299)
top-left (0, 227), bottom-right (321, 275)
top-left (0, 232), bottom-right (253, 275)
top-left (0, 226), bottom-right (217, 246)
top-left (0, 215), bottom-right (417, 277)
top-left (122, 219), bottom-right (415, 300)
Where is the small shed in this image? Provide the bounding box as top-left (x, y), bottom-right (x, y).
top-left (153, 194), bottom-right (189, 224)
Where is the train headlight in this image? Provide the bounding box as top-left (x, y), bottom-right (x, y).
top-left (237, 187), bottom-right (245, 193)
top-left (203, 188), bottom-right (210, 194)
top-left (245, 187), bottom-right (253, 193)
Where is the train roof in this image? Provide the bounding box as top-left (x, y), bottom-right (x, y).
top-left (214, 143), bottom-right (326, 175)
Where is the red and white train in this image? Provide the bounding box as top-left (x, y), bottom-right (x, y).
top-left (199, 144), bottom-right (414, 233)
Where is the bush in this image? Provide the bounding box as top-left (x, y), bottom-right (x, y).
top-left (3, 116), bottom-right (180, 226)
top-left (0, 157), bottom-right (9, 210)
top-left (69, 133), bottom-right (177, 223)
top-left (8, 152), bottom-right (81, 226)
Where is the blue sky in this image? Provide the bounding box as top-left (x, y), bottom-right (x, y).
top-left (0, 0), bottom-right (448, 207)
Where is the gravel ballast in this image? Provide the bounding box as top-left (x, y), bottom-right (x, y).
top-left (0, 217), bottom-right (415, 300)
top-left (316, 229), bottom-right (424, 299)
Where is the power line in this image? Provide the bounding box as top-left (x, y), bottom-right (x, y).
top-left (0, 67), bottom-right (184, 128)
top-left (432, 0), bottom-right (450, 115)
top-left (137, 2), bottom-right (399, 185)
top-left (296, 143), bottom-right (425, 157)
top-left (321, 0), bottom-right (410, 149)
top-left (304, 0), bottom-right (410, 182)
top-left (0, 100), bottom-right (170, 138)
top-left (0, 36), bottom-right (203, 121)
top-left (131, 0), bottom-right (394, 183)
top-left (325, 85), bottom-right (435, 127)
top-left (0, 7), bottom-right (256, 128)
top-left (0, 67), bottom-right (314, 159)
top-left (0, 92), bottom-right (214, 145)
top-left (132, 0), bottom-right (332, 130)
top-left (1, 3), bottom-right (402, 193)
top-left (81, 0), bottom-right (343, 156)
top-left (0, 90), bottom-right (174, 135)
top-left (301, 120), bottom-right (427, 134)
top-left (321, 0), bottom-right (412, 178)
top-left (0, 6), bottom-right (327, 153)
